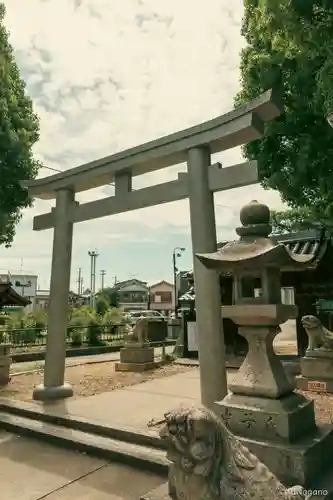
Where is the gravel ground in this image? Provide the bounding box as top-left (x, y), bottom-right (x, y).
top-left (1, 361), bottom-right (192, 402)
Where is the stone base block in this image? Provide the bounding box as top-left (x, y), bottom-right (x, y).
top-left (296, 375), bottom-right (333, 393)
top-left (0, 374), bottom-right (11, 386)
top-left (115, 361), bottom-right (160, 372)
top-left (0, 355), bottom-right (11, 386)
top-left (300, 355), bottom-right (333, 379)
top-left (215, 392), bottom-right (316, 443)
top-left (237, 426), bottom-right (333, 488)
top-left (120, 346), bottom-right (154, 364)
top-left (305, 349), bottom-right (333, 359)
top-left (216, 394), bottom-right (333, 487)
top-left (32, 382), bottom-right (73, 402)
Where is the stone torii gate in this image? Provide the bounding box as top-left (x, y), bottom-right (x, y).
top-left (22, 88), bottom-right (283, 406)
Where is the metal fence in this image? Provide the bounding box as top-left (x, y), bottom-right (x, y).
top-left (0, 323), bottom-right (126, 351)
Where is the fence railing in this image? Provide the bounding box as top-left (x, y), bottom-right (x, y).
top-left (0, 323), bottom-right (127, 351)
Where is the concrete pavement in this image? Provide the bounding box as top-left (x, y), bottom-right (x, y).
top-left (0, 430), bottom-right (164, 499)
top-left (31, 368), bottom-right (204, 430)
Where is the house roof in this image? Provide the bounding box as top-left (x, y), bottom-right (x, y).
top-left (149, 280), bottom-right (173, 289)
top-left (0, 283), bottom-right (31, 307)
top-left (118, 283), bottom-right (148, 293)
top-left (115, 279), bottom-right (148, 292)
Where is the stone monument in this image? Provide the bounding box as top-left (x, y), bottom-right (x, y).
top-left (195, 200), bottom-right (333, 490)
top-left (115, 316), bottom-right (158, 372)
top-left (296, 315), bottom-right (333, 393)
top-left (141, 406), bottom-right (309, 500)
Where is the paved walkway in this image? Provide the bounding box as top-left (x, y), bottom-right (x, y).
top-left (32, 368), bottom-right (227, 431)
top-left (0, 431), bottom-right (163, 499)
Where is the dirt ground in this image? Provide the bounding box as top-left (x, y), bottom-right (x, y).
top-left (1, 362), bottom-right (192, 402)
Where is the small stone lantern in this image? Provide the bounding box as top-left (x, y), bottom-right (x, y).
top-left (196, 200), bottom-right (333, 487)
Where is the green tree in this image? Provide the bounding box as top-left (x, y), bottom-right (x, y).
top-left (270, 207), bottom-right (324, 234)
top-left (95, 293), bottom-right (109, 316)
top-left (236, 0), bottom-right (333, 225)
top-left (0, 3), bottom-right (41, 247)
top-left (100, 287), bottom-right (120, 308)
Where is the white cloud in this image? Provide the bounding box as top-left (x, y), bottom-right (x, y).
top-left (0, 0), bottom-right (286, 288)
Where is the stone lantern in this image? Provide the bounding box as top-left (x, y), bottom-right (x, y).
top-left (196, 200), bottom-right (333, 489)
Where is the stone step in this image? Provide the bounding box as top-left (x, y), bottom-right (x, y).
top-left (0, 398), bottom-right (165, 450)
top-left (0, 410), bottom-right (169, 477)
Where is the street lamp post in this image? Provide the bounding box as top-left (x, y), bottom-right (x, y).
top-left (172, 247), bottom-right (185, 315)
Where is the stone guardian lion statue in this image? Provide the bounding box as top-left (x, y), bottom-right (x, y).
top-left (301, 315), bottom-right (333, 352)
top-left (159, 407), bottom-right (309, 500)
top-left (125, 316), bottom-right (149, 347)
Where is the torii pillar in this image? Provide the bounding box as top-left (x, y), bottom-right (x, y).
top-left (33, 189), bottom-right (77, 401)
top-left (187, 147), bottom-right (228, 407)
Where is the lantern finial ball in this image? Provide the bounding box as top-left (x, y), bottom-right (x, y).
top-left (240, 200), bottom-right (270, 226)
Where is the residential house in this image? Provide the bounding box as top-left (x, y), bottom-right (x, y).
top-left (149, 280), bottom-right (174, 316)
top-left (0, 271), bottom-right (37, 312)
top-left (114, 279), bottom-right (148, 311)
top-left (34, 289), bottom-right (88, 311)
top-left (34, 289), bottom-right (50, 311)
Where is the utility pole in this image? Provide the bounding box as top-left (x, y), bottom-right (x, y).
top-left (77, 268), bottom-right (82, 295)
top-left (88, 250), bottom-right (99, 309)
top-left (172, 247), bottom-right (185, 315)
top-left (100, 269), bottom-right (106, 290)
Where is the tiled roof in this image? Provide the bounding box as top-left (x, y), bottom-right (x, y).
top-left (218, 229), bottom-right (327, 263)
top-left (179, 230), bottom-right (330, 302)
top-left (0, 284), bottom-right (31, 307)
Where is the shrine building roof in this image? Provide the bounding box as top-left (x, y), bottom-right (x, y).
top-left (0, 283), bottom-right (31, 307)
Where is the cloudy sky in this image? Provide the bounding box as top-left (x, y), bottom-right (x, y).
top-left (0, 0), bottom-right (285, 291)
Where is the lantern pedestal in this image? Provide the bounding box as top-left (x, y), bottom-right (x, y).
top-left (215, 316), bottom-right (333, 487)
top-left (214, 310), bottom-right (331, 487)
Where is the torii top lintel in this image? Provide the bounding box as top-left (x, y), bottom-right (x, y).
top-left (22, 88), bottom-right (282, 201)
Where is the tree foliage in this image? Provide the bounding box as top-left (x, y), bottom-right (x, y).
top-left (0, 3), bottom-right (41, 247)
top-left (270, 207), bottom-right (322, 234)
top-left (236, 0), bottom-right (333, 224)
top-left (97, 287), bottom-right (120, 309)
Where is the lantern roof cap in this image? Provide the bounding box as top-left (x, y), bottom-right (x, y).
top-left (196, 200), bottom-right (317, 271)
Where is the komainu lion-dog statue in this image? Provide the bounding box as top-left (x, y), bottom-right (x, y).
top-left (125, 316), bottom-right (149, 347)
top-left (301, 315), bottom-right (333, 352)
top-left (159, 407), bottom-right (309, 500)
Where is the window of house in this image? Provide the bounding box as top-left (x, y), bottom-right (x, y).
top-left (155, 291), bottom-right (172, 303)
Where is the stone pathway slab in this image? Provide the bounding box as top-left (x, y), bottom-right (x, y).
top-left (37, 368), bottom-right (236, 430)
top-left (0, 434), bottom-right (107, 500)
